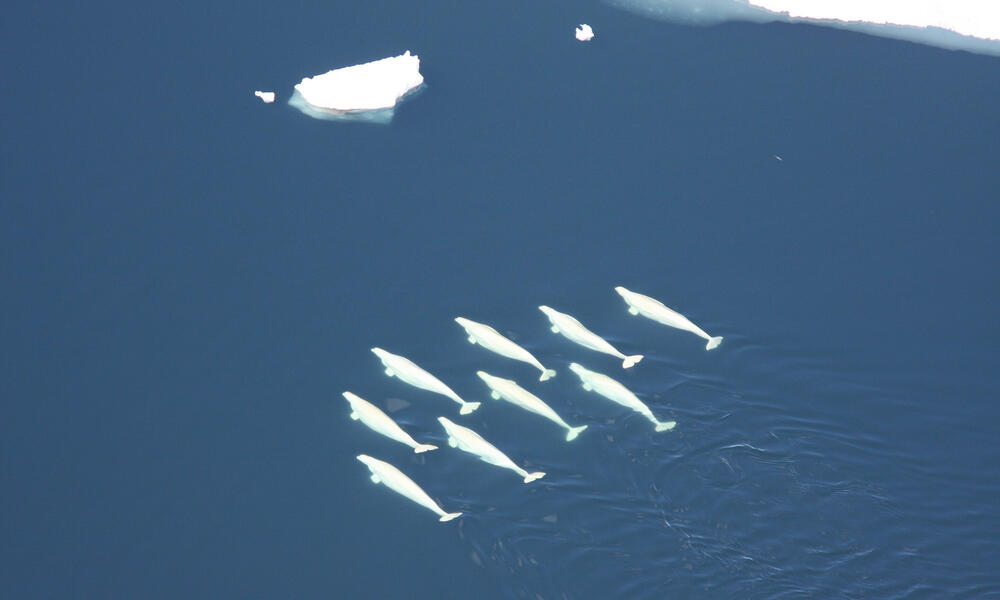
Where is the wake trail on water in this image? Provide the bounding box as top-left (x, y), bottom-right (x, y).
top-left (443, 337), bottom-right (964, 599)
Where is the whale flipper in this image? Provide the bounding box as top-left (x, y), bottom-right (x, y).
top-left (370, 474), bottom-right (381, 484)
top-left (582, 383), bottom-right (593, 392)
top-left (350, 411), bottom-right (360, 420)
top-left (467, 336), bottom-right (476, 344)
top-left (448, 436), bottom-right (458, 448)
top-left (384, 368), bottom-right (395, 377)
top-left (490, 390), bottom-right (501, 400)
top-left (628, 307), bottom-right (639, 315)
top-left (550, 326), bottom-right (560, 334)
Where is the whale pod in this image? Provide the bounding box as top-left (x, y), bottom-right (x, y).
top-left (371, 347), bottom-right (481, 414)
top-left (342, 391), bottom-right (438, 453)
top-left (455, 317), bottom-right (556, 381)
top-left (476, 371), bottom-right (587, 441)
top-left (437, 417), bottom-right (546, 483)
top-left (615, 286), bottom-right (722, 350)
top-left (538, 305), bottom-right (643, 368)
top-left (568, 362), bottom-right (675, 432)
top-left (356, 454), bottom-right (462, 522)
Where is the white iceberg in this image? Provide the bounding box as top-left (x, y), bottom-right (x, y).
top-left (576, 24), bottom-right (595, 42)
top-left (289, 51), bottom-right (424, 123)
top-left (254, 91), bottom-right (276, 104)
top-left (607, 0), bottom-right (1000, 56)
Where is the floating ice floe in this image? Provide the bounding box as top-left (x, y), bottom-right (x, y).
top-left (289, 51), bottom-right (424, 124)
top-left (607, 0), bottom-right (1000, 56)
top-left (576, 24), bottom-right (595, 41)
top-left (253, 91), bottom-right (276, 104)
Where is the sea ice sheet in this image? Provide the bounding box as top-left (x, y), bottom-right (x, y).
top-left (607, 0), bottom-right (1000, 55)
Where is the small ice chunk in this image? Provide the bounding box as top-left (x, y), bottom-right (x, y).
top-left (254, 91), bottom-right (276, 104)
top-left (292, 51), bottom-right (424, 113)
top-left (576, 24), bottom-right (595, 41)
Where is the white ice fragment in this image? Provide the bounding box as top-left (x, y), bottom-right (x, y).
top-left (291, 51), bottom-right (424, 117)
top-left (576, 24), bottom-right (596, 41)
top-left (254, 91), bottom-right (276, 104)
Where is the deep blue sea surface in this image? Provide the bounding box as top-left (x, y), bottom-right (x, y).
top-left (3, 1), bottom-right (999, 598)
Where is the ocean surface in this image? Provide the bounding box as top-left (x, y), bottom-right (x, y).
top-left (3, 1), bottom-right (999, 598)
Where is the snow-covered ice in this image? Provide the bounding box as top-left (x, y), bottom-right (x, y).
top-left (289, 51), bottom-right (424, 122)
top-left (254, 91), bottom-right (276, 104)
top-left (576, 24), bottom-right (595, 42)
top-left (607, 0), bottom-right (1000, 55)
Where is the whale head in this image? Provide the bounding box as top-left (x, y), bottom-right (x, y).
top-left (538, 305), bottom-right (555, 317)
top-left (454, 317), bottom-right (471, 327)
top-left (437, 416), bottom-right (455, 430)
top-left (356, 454), bottom-right (375, 467)
top-left (342, 391), bottom-right (362, 406)
top-left (614, 286), bottom-right (630, 298)
top-left (370, 347), bottom-right (388, 359)
top-left (569, 362), bottom-right (587, 376)
top-left (475, 370), bottom-right (492, 382)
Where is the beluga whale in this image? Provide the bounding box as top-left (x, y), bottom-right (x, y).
top-left (356, 454), bottom-right (462, 522)
top-left (476, 371), bottom-right (588, 441)
top-left (568, 363), bottom-right (676, 432)
top-left (455, 317), bottom-right (556, 381)
top-left (538, 305), bottom-right (643, 369)
top-left (615, 286), bottom-right (723, 350)
top-left (342, 391), bottom-right (438, 453)
top-left (437, 417), bottom-right (546, 483)
top-left (371, 347), bottom-right (481, 415)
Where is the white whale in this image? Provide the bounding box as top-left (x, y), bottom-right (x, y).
top-left (371, 347), bottom-right (481, 415)
top-left (568, 362), bottom-right (675, 432)
top-left (437, 417), bottom-right (546, 483)
top-left (614, 286), bottom-right (723, 350)
top-left (476, 371), bottom-right (588, 442)
top-left (342, 391), bottom-right (438, 453)
top-left (455, 317), bottom-right (556, 382)
top-left (356, 454), bottom-right (462, 522)
top-left (538, 305), bottom-right (643, 368)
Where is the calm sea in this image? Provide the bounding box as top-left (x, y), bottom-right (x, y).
top-left (3, 1), bottom-right (999, 598)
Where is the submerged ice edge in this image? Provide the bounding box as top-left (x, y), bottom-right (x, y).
top-left (607, 0), bottom-right (1000, 56)
top-left (288, 84), bottom-right (425, 124)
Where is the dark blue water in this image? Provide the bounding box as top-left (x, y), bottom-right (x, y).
top-left (3, 1), bottom-right (999, 598)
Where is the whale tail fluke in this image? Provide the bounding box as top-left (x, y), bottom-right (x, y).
top-left (460, 402), bottom-right (481, 415)
top-left (623, 354), bottom-right (644, 369)
top-left (655, 420), bottom-right (677, 432)
top-left (414, 444), bottom-right (438, 453)
top-left (540, 369), bottom-right (557, 382)
top-left (706, 336), bottom-right (723, 350)
top-left (566, 425), bottom-right (588, 442)
top-left (439, 512), bottom-right (462, 522)
top-left (523, 472), bottom-right (546, 483)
